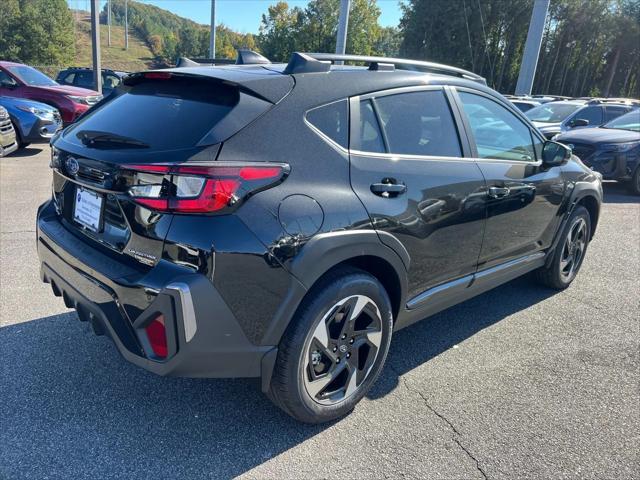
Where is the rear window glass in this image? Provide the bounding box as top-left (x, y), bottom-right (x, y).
top-left (306, 100), bottom-right (348, 148)
top-left (65, 76), bottom-right (251, 150)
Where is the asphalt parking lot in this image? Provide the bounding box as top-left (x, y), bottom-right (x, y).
top-left (1, 145), bottom-right (638, 479)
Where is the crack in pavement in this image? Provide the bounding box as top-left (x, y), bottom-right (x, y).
top-left (387, 362), bottom-right (489, 480)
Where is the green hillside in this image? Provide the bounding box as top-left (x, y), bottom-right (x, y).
top-left (72, 11), bottom-right (154, 72)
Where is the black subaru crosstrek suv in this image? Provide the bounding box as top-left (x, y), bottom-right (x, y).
top-left (37, 53), bottom-right (602, 423)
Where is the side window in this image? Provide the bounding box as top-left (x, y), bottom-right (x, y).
top-left (0, 70), bottom-right (17, 87)
top-left (358, 99), bottom-right (385, 153)
top-left (573, 106), bottom-right (603, 126)
top-left (74, 71), bottom-right (94, 89)
top-left (306, 99), bottom-right (348, 148)
top-left (61, 72), bottom-right (75, 84)
top-left (103, 74), bottom-right (121, 90)
top-left (373, 90), bottom-right (462, 157)
top-left (459, 91), bottom-right (537, 162)
top-left (605, 106), bottom-right (630, 122)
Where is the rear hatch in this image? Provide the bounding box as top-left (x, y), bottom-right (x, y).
top-left (50, 70), bottom-right (292, 267)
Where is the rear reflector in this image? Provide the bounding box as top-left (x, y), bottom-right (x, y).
top-left (145, 315), bottom-right (168, 359)
top-left (125, 162), bottom-right (289, 214)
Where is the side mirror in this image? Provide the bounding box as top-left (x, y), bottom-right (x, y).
top-left (542, 141), bottom-right (572, 167)
top-left (570, 118), bottom-right (589, 128)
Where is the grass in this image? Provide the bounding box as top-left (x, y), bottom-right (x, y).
top-left (71, 12), bottom-right (155, 73)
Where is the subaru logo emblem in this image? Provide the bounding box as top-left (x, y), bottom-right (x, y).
top-left (65, 157), bottom-right (80, 176)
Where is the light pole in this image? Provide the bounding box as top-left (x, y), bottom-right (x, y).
top-left (124, 0), bottom-right (129, 50)
top-left (210, 0), bottom-right (216, 59)
top-left (515, 0), bottom-right (550, 95)
top-left (90, 0), bottom-right (102, 94)
top-left (335, 0), bottom-right (351, 59)
top-left (107, 0), bottom-right (111, 47)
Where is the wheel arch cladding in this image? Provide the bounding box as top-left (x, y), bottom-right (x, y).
top-left (259, 230), bottom-right (409, 347)
top-left (289, 231), bottom-right (407, 321)
top-left (576, 195), bottom-right (599, 239)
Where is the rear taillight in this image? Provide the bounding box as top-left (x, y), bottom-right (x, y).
top-left (145, 315), bottom-right (168, 359)
top-left (124, 162), bottom-right (289, 214)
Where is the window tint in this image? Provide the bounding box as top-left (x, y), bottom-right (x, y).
top-left (74, 71), bottom-right (94, 89)
top-left (306, 100), bottom-right (348, 148)
top-left (605, 105), bottom-right (631, 122)
top-left (0, 70), bottom-right (17, 86)
top-left (358, 100), bottom-right (385, 153)
top-left (65, 77), bottom-right (266, 150)
top-left (62, 72), bottom-right (75, 84)
top-left (459, 92), bottom-right (537, 162)
top-left (103, 74), bottom-right (121, 90)
top-left (572, 106), bottom-right (603, 126)
top-left (374, 90), bottom-right (461, 157)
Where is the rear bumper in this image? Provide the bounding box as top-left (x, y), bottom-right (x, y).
top-left (37, 200), bottom-right (274, 378)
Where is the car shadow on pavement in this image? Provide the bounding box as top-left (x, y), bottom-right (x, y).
top-left (602, 181), bottom-right (638, 203)
top-left (370, 276), bottom-right (556, 399)
top-left (5, 146), bottom-right (45, 158)
top-left (0, 276), bottom-right (557, 478)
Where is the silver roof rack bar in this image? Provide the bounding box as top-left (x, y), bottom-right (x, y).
top-left (304, 53), bottom-right (486, 84)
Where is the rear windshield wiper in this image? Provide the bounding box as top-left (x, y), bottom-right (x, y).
top-left (77, 130), bottom-right (149, 149)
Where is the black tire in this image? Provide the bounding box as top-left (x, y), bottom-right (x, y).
top-left (628, 166), bottom-right (640, 196)
top-left (536, 205), bottom-right (591, 289)
top-left (11, 121), bottom-right (29, 149)
top-left (268, 267), bottom-right (393, 423)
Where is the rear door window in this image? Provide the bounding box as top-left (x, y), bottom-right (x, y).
top-left (572, 106), bottom-right (603, 126)
top-left (373, 90), bottom-right (462, 157)
top-left (306, 100), bottom-right (348, 148)
top-left (358, 100), bottom-right (385, 153)
top-left (74, 71), bottom-right (94, 89)
top-left (605, 105), bottom-right (631, 122)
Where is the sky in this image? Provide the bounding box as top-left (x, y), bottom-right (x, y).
top-left (67, 0), bottom-right (404, 33)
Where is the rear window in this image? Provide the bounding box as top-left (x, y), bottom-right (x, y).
top-left (65, 75), bottom-right (270, 150)
top-left (306, 100), bottom-right (348, 148)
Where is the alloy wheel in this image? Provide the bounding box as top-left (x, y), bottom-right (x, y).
top-left (560, 217), bottom-right (588, 282)
top-left (303, 295), bottom-right (383, 406)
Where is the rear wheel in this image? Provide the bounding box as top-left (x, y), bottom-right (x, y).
top-left (536, 205), bottom-right (591, 289)
top-left (269, 267), bottom-right (393, 423)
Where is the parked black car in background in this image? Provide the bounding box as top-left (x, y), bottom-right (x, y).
top-left (37, 53), bottom-right (602, 423)
top-left (556, 109), bottom-right (640, 194)
top-left (56, 67), bottom-right (127, 96)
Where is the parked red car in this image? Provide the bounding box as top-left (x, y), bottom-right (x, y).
top-left (0, 61), bottom-right (102, 124)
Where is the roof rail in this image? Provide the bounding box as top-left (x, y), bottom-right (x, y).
top-left (586, 97), bottom-right (640, 106)
top-left (292, 52), bottom-right (486, 84)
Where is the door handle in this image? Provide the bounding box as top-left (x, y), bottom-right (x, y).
top-left (487, 186), bottom-right (511, 198)
top-left (370, 179), bottom-right (407, 198)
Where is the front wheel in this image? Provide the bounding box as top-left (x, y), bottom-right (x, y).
top-left (536, 205), bottom-right (591, 289)
top-left (268, 267), bottom-right (393, 423)
top-left (628, 166), bottom-right (640, 196)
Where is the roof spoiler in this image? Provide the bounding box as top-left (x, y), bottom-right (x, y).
top-left (176, 49), bottom-right (271, 68)
top-left (283, 52), bottom-right (486, 84)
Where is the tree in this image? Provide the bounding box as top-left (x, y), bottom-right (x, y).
top-left (258, 0), bottom-right (383, 61)
top-left (0, 0), bottom-right (75, 66)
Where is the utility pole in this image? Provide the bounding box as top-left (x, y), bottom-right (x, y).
top-left (124, 0), bottom-right (129, 50)
top-left (335, 0), bottom-right (351, 60)
top-left (90, 0), bottom-right (102, 94)
top-left (107, 0), bottom-right (111, 47)
top-left (515, 0), bottom-right (550, 95)
top-left (209, 0), bottom-right (216, 59)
